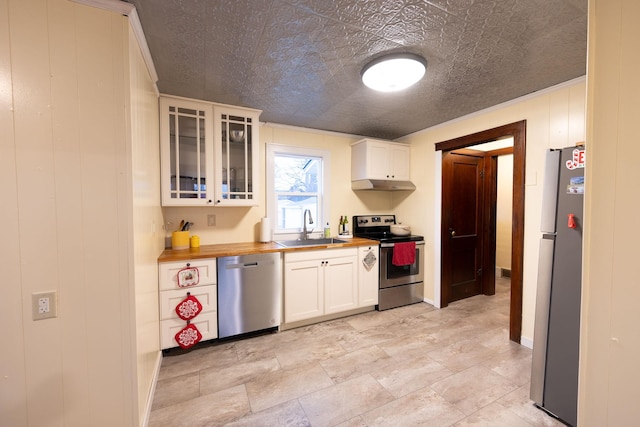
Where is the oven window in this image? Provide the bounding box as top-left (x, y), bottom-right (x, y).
top-left (386, 255), bottom-right (419, 278)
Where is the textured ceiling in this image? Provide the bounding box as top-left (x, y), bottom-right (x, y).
top-left (126, 0), bottom-right (587, 140)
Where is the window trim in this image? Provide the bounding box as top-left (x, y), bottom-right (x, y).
top-left (266, 143), bottom-right (331, 240)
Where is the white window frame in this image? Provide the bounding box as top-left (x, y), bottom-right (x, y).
top-left (266, 143), bottom-right (331, 240)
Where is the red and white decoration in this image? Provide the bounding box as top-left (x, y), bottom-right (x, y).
top-left (175, 294), bottom-right (203, 321)
top-left (177, 266), bottom-right (200, 288)
top-left (566, 149), bottom-right (585, 170)
top-left (174, 323), bottom-right (202, 349)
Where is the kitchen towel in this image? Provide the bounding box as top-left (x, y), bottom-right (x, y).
top-left (260, 217), bottom-right (271, 242)
top-left (392, 242), bottom-right (416, 266)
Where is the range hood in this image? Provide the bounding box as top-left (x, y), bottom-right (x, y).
top-left (351, 179), bottom-right (416, 191)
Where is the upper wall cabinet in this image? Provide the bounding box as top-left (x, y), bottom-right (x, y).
top-left (160, 97), bottom-right (214, 206)
top-left (214, 105), bottom-right (260, 206)
top-left (160, 96), bottom-right (260, 207)
top-left (351, 139), bottom-right (411, 182)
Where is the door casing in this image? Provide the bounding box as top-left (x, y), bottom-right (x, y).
top-left (435, 120), bottom-right (525, 343)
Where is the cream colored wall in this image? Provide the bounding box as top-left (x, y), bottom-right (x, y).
top-left (0, 1), bottom-right (161, 426)
top-left (394, 79), bottom-right (586, 342)
top-left (496, 154), bottom-right (514, 271)
top-left (128, 26), bottom-right (163, 425)
top-left (579, 0), bottom-right (640, 424)
top-left (162, 124), bottom-right (393, 245)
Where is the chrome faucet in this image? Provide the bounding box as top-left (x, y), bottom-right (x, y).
top-left (302, 209), bottom-right (314, 239)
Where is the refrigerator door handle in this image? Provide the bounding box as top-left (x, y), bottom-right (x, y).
top-left (540, 150), bottom-right (562, 233)
top-left (530, 234), bottom-right (555, 404)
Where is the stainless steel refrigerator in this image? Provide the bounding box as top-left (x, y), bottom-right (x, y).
top-left (530, 146), bottom-right (585, 427)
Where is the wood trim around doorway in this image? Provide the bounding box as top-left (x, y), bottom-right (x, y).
top-left (435, 120), bottom-right (526, 343)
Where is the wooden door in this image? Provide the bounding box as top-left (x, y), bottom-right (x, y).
top-left (442, 151), bottom-right (485, 305)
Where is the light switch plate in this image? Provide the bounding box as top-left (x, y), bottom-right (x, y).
top-left (32, 291), bottom-right (57, 320)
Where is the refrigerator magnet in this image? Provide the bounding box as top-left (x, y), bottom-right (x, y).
top-left (566, 176), bottom-right (584, 194)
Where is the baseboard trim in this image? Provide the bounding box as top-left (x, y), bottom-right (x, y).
top-left (140, 351), bottom-right (163, 427)
top-left (423, 297), bottom-right (434, 306)
top-left (520, 336), bottom-right (533, 349)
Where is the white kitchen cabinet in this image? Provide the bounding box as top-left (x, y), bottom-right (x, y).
top-left (358, 245), bottom-right (379, 307)
top-left (324, 254), bottom-right (358, 314)
top-left (159, 96), bottom-right (261, 207)
top-left (159, 97), bottom-right (215, 206)
top-left (158, 259), bottom-right (217, 349)
top-left (283, 258), bottom-right (324, 323)
top-left (284, 247), bottom-right (357, 323)
top-left (351, 138), bottom-right (411, 181)
top-left (213, 105), bottom-right (261, 206)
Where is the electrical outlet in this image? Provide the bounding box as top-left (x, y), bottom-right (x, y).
top-left (32, 291), bottom-right (57, 320)
top-left (207, 214), bottom-right (216, 226)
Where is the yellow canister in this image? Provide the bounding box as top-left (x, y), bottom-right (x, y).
top-left (171, 231), bottom-right (190, 250)
top-left (190, 235), bottom-right (200, 248)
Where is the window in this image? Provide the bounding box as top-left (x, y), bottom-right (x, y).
top-left (267, 144), bottom-right (331, 237)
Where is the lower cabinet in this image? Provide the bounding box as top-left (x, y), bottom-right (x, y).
top-left (284, 247), bottom-right (363, 323)
top-left (358, 245), bottom-right (379, 307)
top-left (158, 259), bottom-right (218, 349)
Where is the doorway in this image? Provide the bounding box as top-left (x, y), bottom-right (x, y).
top-left (435, 120), bottom-right (525, 343)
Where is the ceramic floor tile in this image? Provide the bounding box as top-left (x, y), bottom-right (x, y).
top-left (149, 278), bottom-right (549, 426)
top-left (223, 399), bottom-right (311, 427)
top-left (344, 308), bottom-right (400, 331)
top-left (298, 374), bottom-right (395, 427)
top-left (148, 384), bottom-right (250, 427)
top-left (232, 331), bottom-right (293, 362)
top-left (288, 318), bottom-right (357, 342)
top-left (199, 355), bottom-right (280, 396)
top-left (496, 385), bottom-right (566, 426)
top-left (483, 345), bottom-right (533, 387)
top-left (378, 332), bottom-right (438, 361)
top-left (274, 336), bottom-right (347, 370)
top-left (245, 363), bottom-right (334, 412)
top-left (361, 386), bottom-right (467, 427)
top-left (320, 345), bottom-right (393, 383)
top-left (427, 337), bottom-right (501, 373)
top-left (158, 341), bottom-right (239, 381)
top-left (334, 327), bottom-right (399, 353)
top-left (333, 416), bottom-right (368, 427)
top-left (452, 401), bottom-right (534, 426)
top-left (386, 301), bottom-right (436, 318)
top-left (152, 371), bottom-right (200, 411)
top-left (430, 365), bottom-right (520, 415)
top-left (371, 353), bottom-right (453, 398)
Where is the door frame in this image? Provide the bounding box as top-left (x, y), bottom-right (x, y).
top-left (435, 120), bottom-right (526, 343)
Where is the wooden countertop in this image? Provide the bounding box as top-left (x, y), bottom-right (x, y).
top-left (158, 237), bottom-right (380, 263)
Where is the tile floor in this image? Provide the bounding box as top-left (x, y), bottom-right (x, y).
top-left (149, 278), bottom-right (563, 426)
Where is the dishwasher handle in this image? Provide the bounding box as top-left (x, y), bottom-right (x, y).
top-left (225, 260), bottom-right (276, 270)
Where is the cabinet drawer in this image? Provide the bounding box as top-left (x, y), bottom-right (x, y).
top-left (160, 311), bottom-right (218, 350)
top-left (159, 259), bottom-right (216, 290)
top-left (159, 285), bottom-right (217, 320)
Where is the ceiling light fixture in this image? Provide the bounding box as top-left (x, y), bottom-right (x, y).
top-left (361, 53), bottom-right (427, 92)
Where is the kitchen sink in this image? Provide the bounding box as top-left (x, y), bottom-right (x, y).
top-left (276, 238), bottom-right (348, 248)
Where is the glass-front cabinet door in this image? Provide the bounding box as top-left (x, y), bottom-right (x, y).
top-left (214, 106), bottom-right (260, 206)
top-left (160, 97), bottom-right (214, 206)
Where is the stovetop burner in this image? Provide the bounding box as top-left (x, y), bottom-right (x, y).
top-left (352, 215), bottom-right (423, 243)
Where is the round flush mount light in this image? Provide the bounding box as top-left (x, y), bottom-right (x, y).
top-left (361, 53), bottom-right (427, 92)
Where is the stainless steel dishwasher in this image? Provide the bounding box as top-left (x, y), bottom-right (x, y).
top-left (217, 252), bottom-right (282, 339)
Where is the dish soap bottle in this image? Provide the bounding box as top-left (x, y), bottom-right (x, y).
top-left (324, 222), bottom-right (331, 238)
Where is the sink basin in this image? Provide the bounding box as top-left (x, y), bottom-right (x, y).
top-left (276, 238), bottom-right (348, 248)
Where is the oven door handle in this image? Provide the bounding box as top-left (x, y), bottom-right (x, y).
top-left (380, 240), bottom-right (425, 248)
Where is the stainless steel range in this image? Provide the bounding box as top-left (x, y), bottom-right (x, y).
top-left (353, 215), bottom-right (425, 310)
